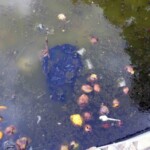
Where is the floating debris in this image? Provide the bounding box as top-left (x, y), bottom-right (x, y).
top-left (99, 103), bottom-right (109, 115)
top-left (93, 84), bottom-right (101, 93)
top-left (99, 115), bottom-right (120, 122)
top-left (70, 114), bottom-right (83, 127)
top-left (85, 59), bottom-right (94, 70)
top-left (37, 115), bottom-right (41, 124)
top-left (87, 74), bottom-right (98, 82)
top-left (57, 13), bottom-right (66, 21)
top-left (35, 24), bottom-right (53, 35)
top-left (69, 141), bottom-right (79, 150)
top-left (0, 131), bottom-right (3, 140)
top-left (62, 29), bottom-right (66, 32)
top-left (82, 112), bottom-right (92, 121)
top-left (89, 36), bottom-right (99, 44)
top-left (37, 93), bottom-right (45, 99)
top-left (77, 94), bottom-right (89, 108)
top-left (36, 23), bottom-right (44, 31)
top-left (16, 137), bottom-right (30, 150)
top-left (125, 16), bottom-right (136, 27)
top-left (84, 124), bottom-right (92, 132)
top-left (81, 84), bottom-right (93, 93)
top-left (57, 122), bottom-right (62, 125)
top-left (123, 87), bottom-right (129, 94)
top-left (60, 144), bottom-right (69, 150)
top-left (125, 65), bottom-right (134, 74)
top-left (117, 77), bottom-right (126, 87)
top-left (0, 105), bottom-right (7, 111)
top-left (112, 99), bottom-right (120, 108)
top-left (4, 125), bottom-right (17, 136)
top-left (77, 48), bottom-right (86, 56)
top-left (41, 48), bottom-right (49, 58)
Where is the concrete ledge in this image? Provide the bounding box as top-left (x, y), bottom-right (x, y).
top-left (87, 131), bottom-right (150, 150)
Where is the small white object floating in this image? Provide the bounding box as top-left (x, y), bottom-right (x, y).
top-left (57, 122), bottom-right (62, 125)
top-left (85, 59), bottom-right (94, 70)
top-left (35, 23), bottom-right (53, 35)
top-left (77, 48), bottom-right (86, 56)
top-left (36, 24), bottom-right (44, 30)
top-left (99, 115), bottom-right (120, 122)
top-left (117, 77), bottom-right (126, 87)
top-left (57, 13), bottom-right (66, 21)
top-left (37, 115), bottom-right (41, 124)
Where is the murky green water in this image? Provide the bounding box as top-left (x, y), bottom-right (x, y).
top-left (0, 0), bottom-right (149, 149)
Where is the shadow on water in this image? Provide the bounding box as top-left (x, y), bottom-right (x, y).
top-left (0, 0), bottom-right (149, 149)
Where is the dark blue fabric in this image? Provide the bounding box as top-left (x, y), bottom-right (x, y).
top-left (42, 44), bottom-right (82, 101)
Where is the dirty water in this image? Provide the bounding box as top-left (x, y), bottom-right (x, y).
top-left (0, 0), bottom-right (149, 149)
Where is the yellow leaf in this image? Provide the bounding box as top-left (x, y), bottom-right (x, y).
top-left (0, 106), bottom-right (7, 110)
top-left (70, 114), bottom-right (83, 127)
top-left (0, 131), bottom-right (3, 140)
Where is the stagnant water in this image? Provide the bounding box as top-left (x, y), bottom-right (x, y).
top-left (0, 0), bottom-right (149, 149)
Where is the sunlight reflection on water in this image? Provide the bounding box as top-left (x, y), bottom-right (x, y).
top-left (0, 0), bottom-right (33, 16)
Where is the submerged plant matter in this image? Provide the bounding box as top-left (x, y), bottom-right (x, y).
top-left (70, 114), bottom-right (83, 127)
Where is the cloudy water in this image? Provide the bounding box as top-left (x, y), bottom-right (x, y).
top-left (0, 0), bottom-right (149, 149)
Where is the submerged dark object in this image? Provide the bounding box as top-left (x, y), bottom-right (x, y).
top-left (42, 44), bottom-right (82, 101)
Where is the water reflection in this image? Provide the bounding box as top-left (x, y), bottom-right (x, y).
top-left (75, 0), bottom-right (150, 112)
top-left (0, 0), bottom-right (149, 149)
top-left (0, 0), bottom-right (33, 16)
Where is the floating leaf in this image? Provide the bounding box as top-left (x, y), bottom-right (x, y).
top-left (89, 36), bottom-right (99, 44)
top-left (4, 125), bottom-right (17, 136)
top-left (84, 124), bottom-right (92, 132)
top-left (0, 106), bottom-right (7, 111)
top-left (0, 131), bottom-right (3, 140)
top-left (87, 74), bottom-right (98, 82)
top-left (123, 87), bottom-right (129, 94)
top-left (112, 99), bottom-right (120, 108)
top-left (81, 84), bottom-right (93, 93)
top-left (70, 114), bottom-right (83, 127)
top-left (70, 141), bottom-right (79, 149)
top-left (82, 112), bottom-right (92, 121)
top-left (16, 137), bottom-right (30, 150)
top-left (125, 65), bottom-right (134, 74)
top-left (77, 94), bottom-right (89, 108)
top-left (93, 84), bottom-right (101, 93)
top-left (99, 103), bottom-right (109, 115)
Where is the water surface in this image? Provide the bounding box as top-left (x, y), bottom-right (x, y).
top-left (0, 0), bottom-right (149, 149)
